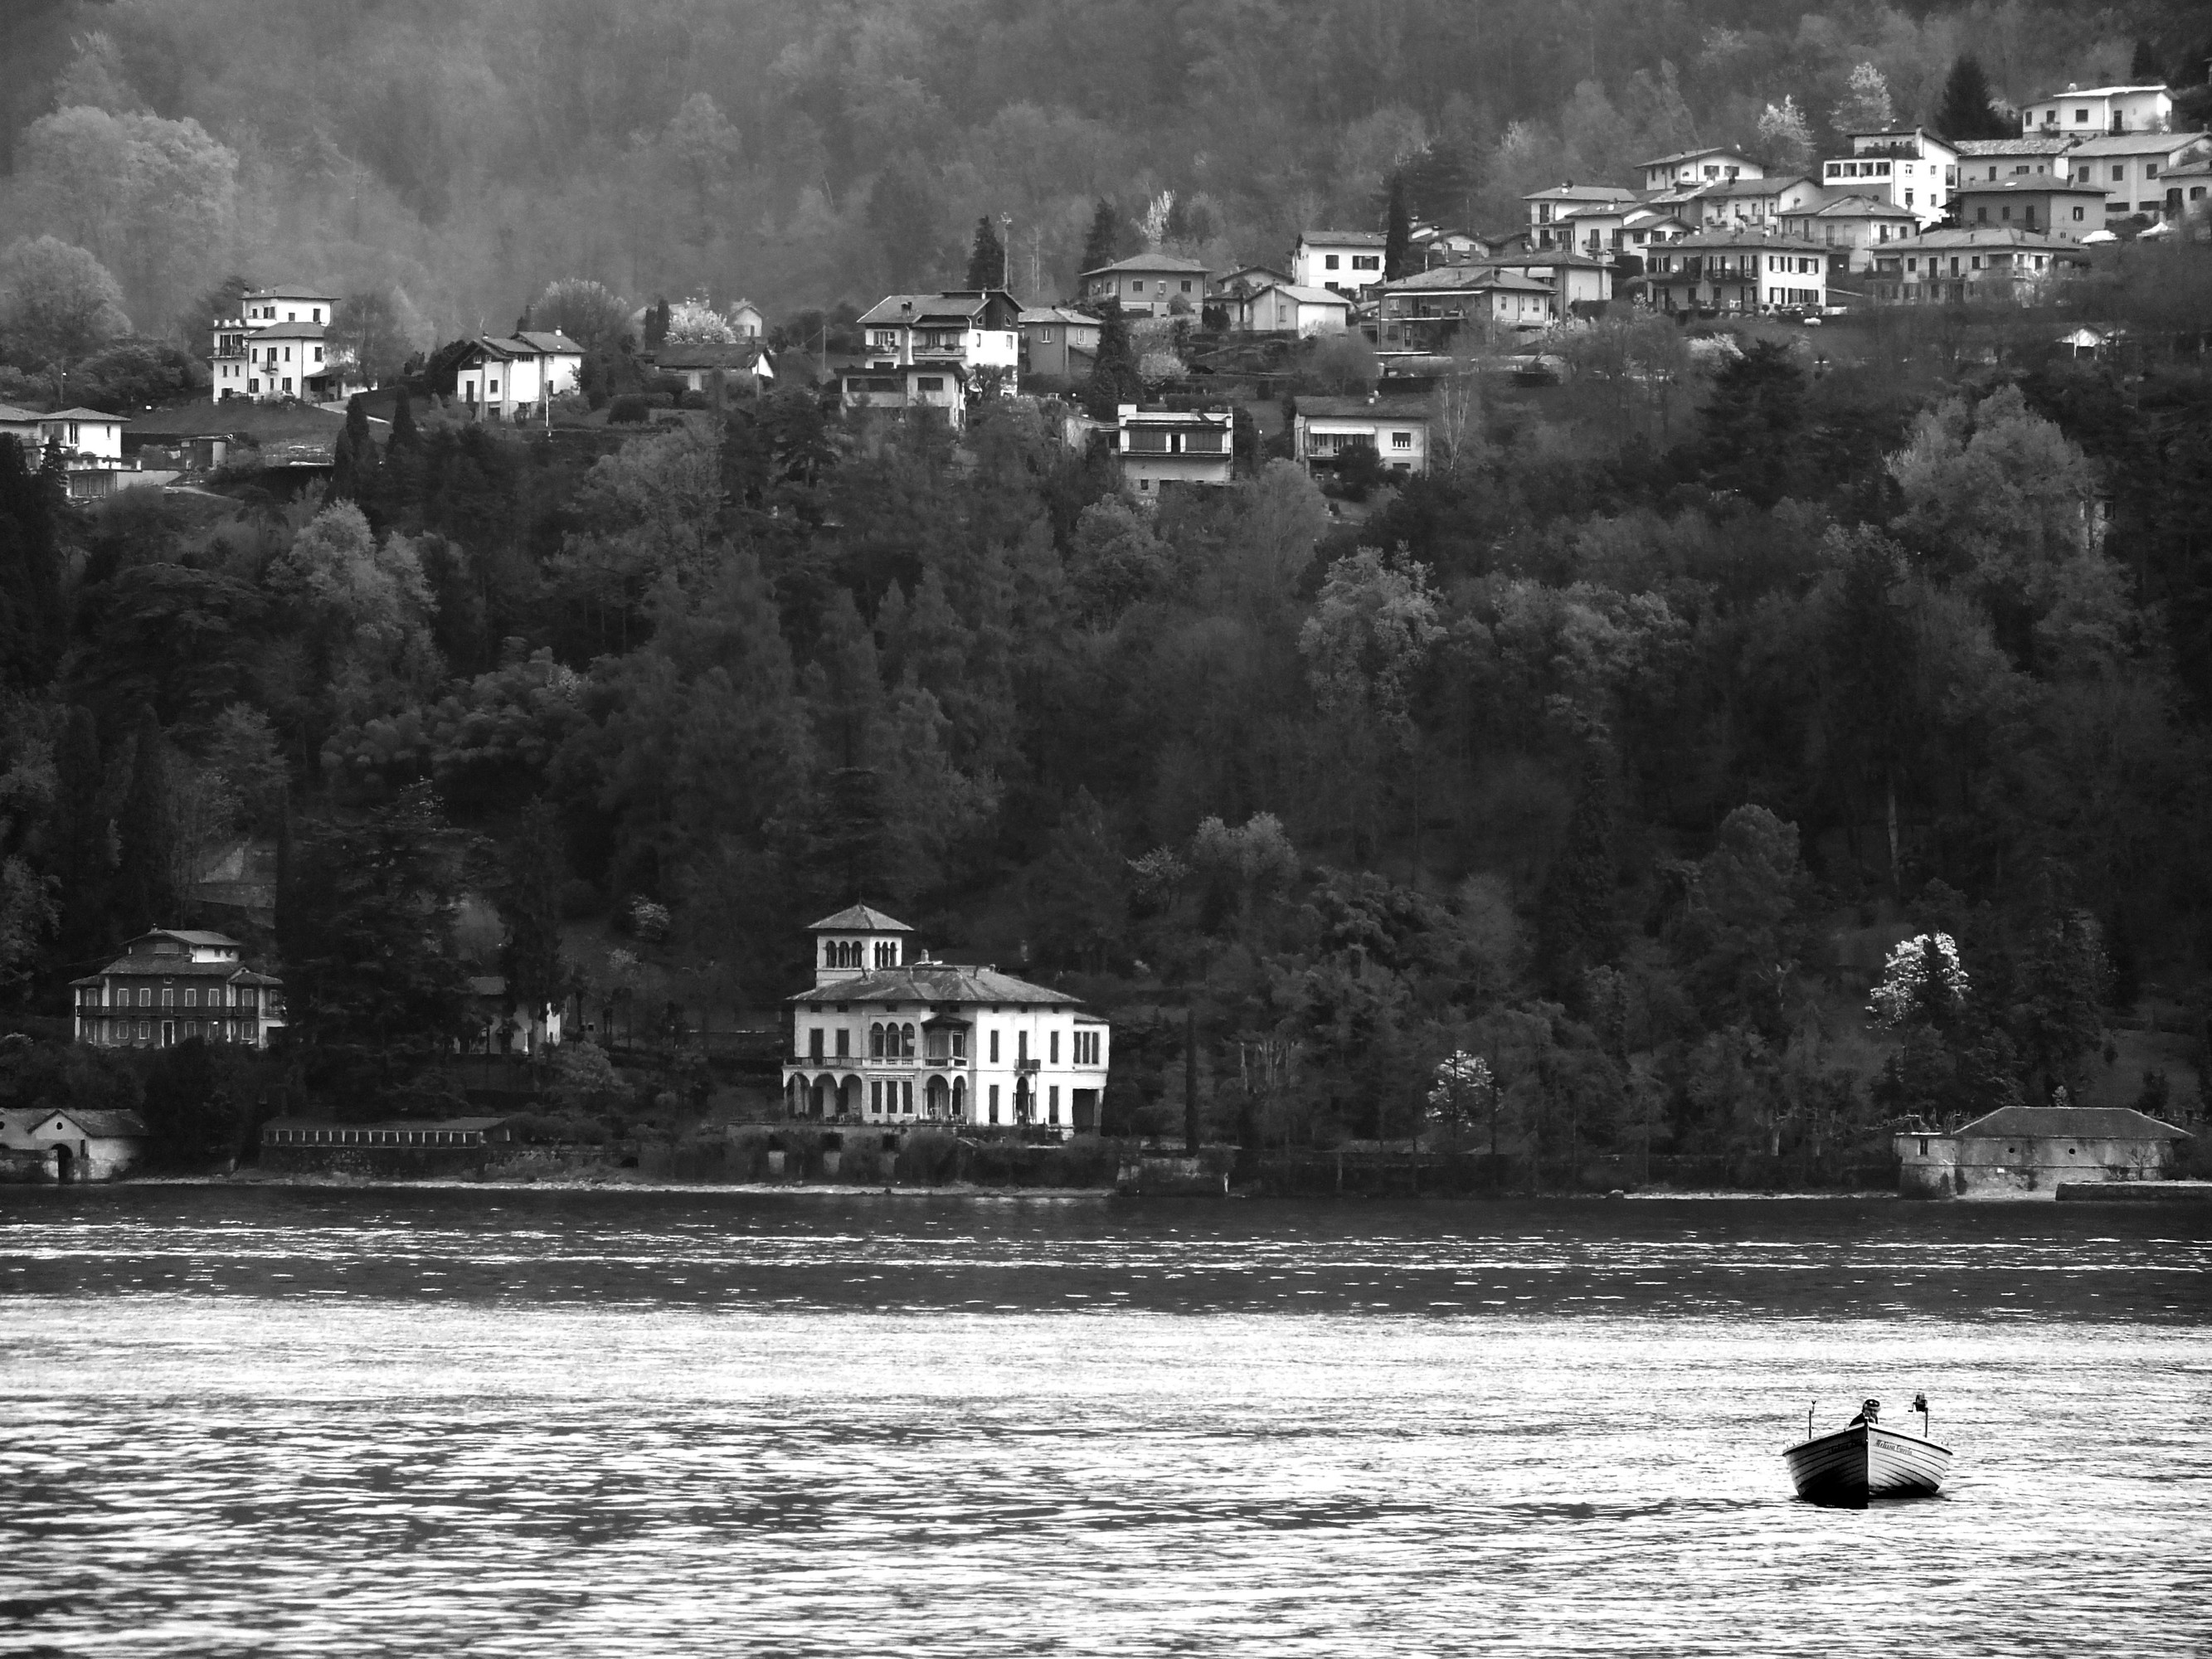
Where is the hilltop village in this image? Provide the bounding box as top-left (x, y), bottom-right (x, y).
top-left (2, 37), bottom-right (2211, 1197)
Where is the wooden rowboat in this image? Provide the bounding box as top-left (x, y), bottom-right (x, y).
top-left (1782, 1397), bottom-right (1951, 1508)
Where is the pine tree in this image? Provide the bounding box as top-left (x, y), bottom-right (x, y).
top-left (645, 297), bottom-right (670, 349)
top-left (0, 430), bottom-right (66, 688)
top-left (1933, 56), bottom-right (2012, 142)
top-left (329, 425), bottom-right (357, 502)
top-left (1383, 172), bottom-right (1412, 280)
top-left (115, 705), bottom-right (177, 932)
top-left (966, 215), bottom-right (1007, 290)
top-left (389, 383), bottom-right (421, 452)
top-left (2130, 38), bottom-right (2161, 80)
top-left (1080, 199), bottom-right (1122, 277)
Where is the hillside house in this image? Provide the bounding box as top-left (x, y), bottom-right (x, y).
top-left (845, 289), bottom-right (1022, 427)
top-left (1950, 179), bottom-right (2112, 240)
top-left (1687, 174), bottom-right (1826, 230)
top-left (1821, 129), bottom-right (1958, 222)
top-left (1549, 202), bottom-right (1690, 262)
top-left (1867, 227), bottom-right (2088, 304)
top-left (1525, 184), bottom-right (1638, 246)
top-left (1952, 135), bottom-right (2082, 185)
top-left (782, 905), bottom-right (1110, 1136)
top-left (70, 928), bottom-right (284, 1050)
top-left (2020, 83), bottom-right (2174, 137)
top-left (1896, 1103), bottom-right (2187, 1196)
top-left (1232, 282), bottom-right (1353, 334)
top-left (1641, 229), bottom-right (1828, 314)
top-left (1079, 255), bottom-right (1210, 316)
top-left (0, 1108), bottom-right (147, 1183)
top-left (1214, 263), bottom-right (1292, 295)
top-left (1374, 267), bottom-right (1553, 349)
top-left (2063, 132), bottom-right (2212, 221)
top-left (2, 406), bottom-right (131, 498)
top-left (211, 285), bottom-right (348, 403)
top-left (455, 332), bottom-right (586, 421)
top-left (1111, 404), bottom-right (1234, 498)
top-left (2166, 158), bottom-right (2212, 220)
top-left (1478, 251), bottom-right (1614, 308)
top-left (1409, 228), bottom-right (1495, 266)
top-left (653, 339), bottom-right (775, 394)
top-left (1291, 231), bottom-right (1388, 298)
top-left (726, 298), bottom-right (766, 338)
top-left (1640, 147), bottom-right (1763, 192)
top-left (1018, 306), bottom-right (1100, 380)
top-left (1293, 396), bottom-right (1430, 481)
top-left (1778, 194), bottom-right (1921, 273)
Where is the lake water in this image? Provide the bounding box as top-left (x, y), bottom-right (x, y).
top-left (2, 1187), bottom-right (2209, 1657)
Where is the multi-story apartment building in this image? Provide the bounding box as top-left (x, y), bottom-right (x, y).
top-left (1641, 229), bottom-right (1828, 314)
top-left (1819, 129), bottom-right (1958, 223)
top-left (783, 907), bottom-right (1110, 1136)
top-left (1110, 404), bottom-right (1234, 498)
top-left (2020, 83), bottom-right (2174, 138)
top-left (2062, 132), bottom-right (2212, 221)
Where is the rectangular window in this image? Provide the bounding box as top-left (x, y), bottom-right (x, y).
top-left (1049, 1031), bottom-right (1060, 1064)
top-left (871, 1081), bottom-right (882, 1112)
top-left (809, 1028), bottom-right (823, 1060)
top-left (916, 377), bottom-right (945, 392)
top-left (989, 1029), bottom-right (999, 1063)
top-left (835, 1029), bottom-right (849, 1058)
top-left (184, 989), bottom-right (197, 1008)
top-left (1392, 431), bottom-right (1412, 450)
top-left (2112, 166), bottom-right (2124, 182)
top-left (1325, 255), bottom-right (1339, 270)
top-left (1048, 1087), bottom-right (1060, 1124)
top-left (1180, 280), bottom-right (1193, 292)
top-left (902, 1082), bottom-right (913, 1113)
top-left (989, 1084), bottom-right (1000, 1123)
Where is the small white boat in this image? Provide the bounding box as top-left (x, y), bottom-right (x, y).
top-left (1782, 1395), bottom-right (1951, 1508)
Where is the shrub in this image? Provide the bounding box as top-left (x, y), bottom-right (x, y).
top-left (607, 392), bottom-right (650, 424)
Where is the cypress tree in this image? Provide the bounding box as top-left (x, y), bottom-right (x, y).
top-left (1080, 199), bottom-right (1122, 277)
top-left (1086, 304), bottom-right (1143, 416)
top-left (0, 430), bottom-right (66, 688)
top-left (329, 425), bottom-right (357, 501)
top-left (389, 383), bottom-right (421, 452)
top-left (1384, 171), bottom-right (1413, 280)
top-left (115, 705), bottom-right (178, 932)
top-left (966, 215), bottom-right (1007, 290)
top-left (1933, 56), bottom-right (2013, 142)
top-left (52, 705), bottom-right (109, 963)
top-left (1534, 754), bottom-right (1620, 998)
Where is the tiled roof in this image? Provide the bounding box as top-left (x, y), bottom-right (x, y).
top-left (1298, 230), bottom-right (1387, 246)
top-left (1257, 284), bottom-right (1354, 305)
top-left (1379, 267), bottom-right (1547, 293)
top-left (513, 331), bottom-right (585, 355)
top-left (2, 1107), bottom-right (148, 1140)
top-left (1808, 194), bottom-right (1918, 218)
top-left (1889, 227), bottom-right (2089, 252)
top-left (1952, 178), bottom-right (2107, 195)
top-left (1641, 145), bottom-right (1755, 168)
top-left (1296, 396), bottom-right (1432, 420)
top-left (787, 963), bottom-right (1077, 1007)
top-left (1691, 176), bottom-right (1812, 198)
top-left (1953, 138), bottom-right (2078, 157)
top-left (42, 407), bottom-right (127, 422)
top-left (246, 322), bottom-right (328, 340)
top-left (1077, 255), bottom-right (1212, 277)
top-left (1524, 184), bottom-right (1637, 203)
top-left (1953, 1104), bottom-right (2186, 1141)
top-left (2060, 133), bottom-right (2200, 158)
top-left (246, 285), bottom-right (339, 301)
top-left (857, 292), bottom-right (996, 326)
top-left (809, 904), bottom-right (912, 932)
top-left (1665, 227), bottom-right (1827, 251)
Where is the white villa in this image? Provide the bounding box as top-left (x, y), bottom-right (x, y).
top-left (70, 928), bottom-right (285, 1050)
top-left (455, 331), bottom-right (586, 422)
top-left (212, 285), bottom-right (350, 403)
top-left (782, 905), bottom-right (1110, 1137)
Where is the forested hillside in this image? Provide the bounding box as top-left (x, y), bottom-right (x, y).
top-left (2, 0), bottom-right (2208, 336)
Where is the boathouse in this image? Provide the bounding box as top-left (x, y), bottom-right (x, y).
top-left (0, 1107), bottom-right (148, 1182)
top-left (1895, 1103), bottom-right (2188, 1196)
top-left (781, 905), bottom-right (1110, 1137)
top-left (260, 1115), bottom-right (513, 1177)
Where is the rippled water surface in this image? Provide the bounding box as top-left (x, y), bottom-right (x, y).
top-left (3, 1187), bottom-right (2209, 1657)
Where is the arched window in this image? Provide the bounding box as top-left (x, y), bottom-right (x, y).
top-left (869, 1023), bottom-right (884, 1058)
top-left (824, 940), bottom-right (835, 967)
top-left (902, 1023), bottom-right (916, 1058)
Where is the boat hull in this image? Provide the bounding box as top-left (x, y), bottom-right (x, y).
top-left (1782, 1423), bottom-right (1951, 1508)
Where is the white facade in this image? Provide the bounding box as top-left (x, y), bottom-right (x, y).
top-left (455, 333), bottom-right (586, 421)
top-left (2021, 85), bottom-right (2174, 138)
top-left (1291, 233), bottom-right (1388, 298)
top-left (1820, 130), bottom-right (1958, 223)
top-left (1641, 148), bottom-right (1763, 192)
top-left (783, 907), bottom-right (1110, 1137)
top-left (1114, 403), bottom-right (1234, 498)
top-left (1293, 399), bottom-right (1430, 479)
top-left (1236, 283), bottom-right (1352, 334)
top-left (2064, 133), bottom-right (2212, 219)
top-left (213, 286), bottom-right (343, 403)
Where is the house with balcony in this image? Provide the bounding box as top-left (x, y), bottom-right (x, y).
top-left (1820, 129), bottom-right (1959, 223)
top-left (1639, 147), bottom-right (1763, 192)
top-left (2, 406), bottom-right (133, 499)
top-left (1111, 404), bottom-right (1234, 498)
top-left (1547, 203), bottom-right (1691, 265)
top-left (1866, 228), bottom-right (2088, 304)
top-left (1525, 184), bottom-right (1639, 248)
top-left (1777, 194), bottom-right (1921, 274)
top-left (1292, 397), bottom-right (1430, 481)
top-left (843, 289), bottom-right (1022, 428)
top-left (2062, 132), bottom-right (2212, 221)
top-left (70, 928), bottom-right (284, 1051)
top-left (454, 331), bottom-right (586, 421)
top-left (1290, 232), bottom-right (1388, 299)
top-left (1476, 250), bottom-right (1614, 309)
top-left (1950, 178), bottom-right (2112, 241)
top-left (1373, 267), bottom-right (1554, 351)
top-left (211, 285), bottom-right (348, 404)
top-left (1018, 306), bottom-right (1100, 380)
top-left (1078, 255), bottom-right (1210, 316)
top-left (782, 905), bottom-right (1109, 1136)
top-left (1640, 229), bottom-right (1828, 314)
top-left (1686, 174), bottom-right (1826, 231)
top-left (2020, 83), bottom-right (2175, 138)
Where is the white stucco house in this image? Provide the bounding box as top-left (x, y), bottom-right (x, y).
top-left (1290, 231), bottom-right (1389, 299)
top-left (211, 284), bottom-right (350, 403)
top-left (783, 905), bottom-right (1111, 1137)
top-left (455, 331), bottom-right (586, 421)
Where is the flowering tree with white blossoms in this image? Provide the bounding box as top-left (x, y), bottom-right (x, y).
top-left (1427, 1050), bottom-right (1495, 1135)
top-left (1866, 932), bottom-right (1968, 1028)
top-left (664, 296), bottom-right (738, 346)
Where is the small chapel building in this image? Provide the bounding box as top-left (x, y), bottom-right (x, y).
top-left (782, 905), bottom-right (1110, 1136)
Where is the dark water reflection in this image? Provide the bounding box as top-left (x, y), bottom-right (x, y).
top-left (2, 1189), bottom-right (2208, 1656)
